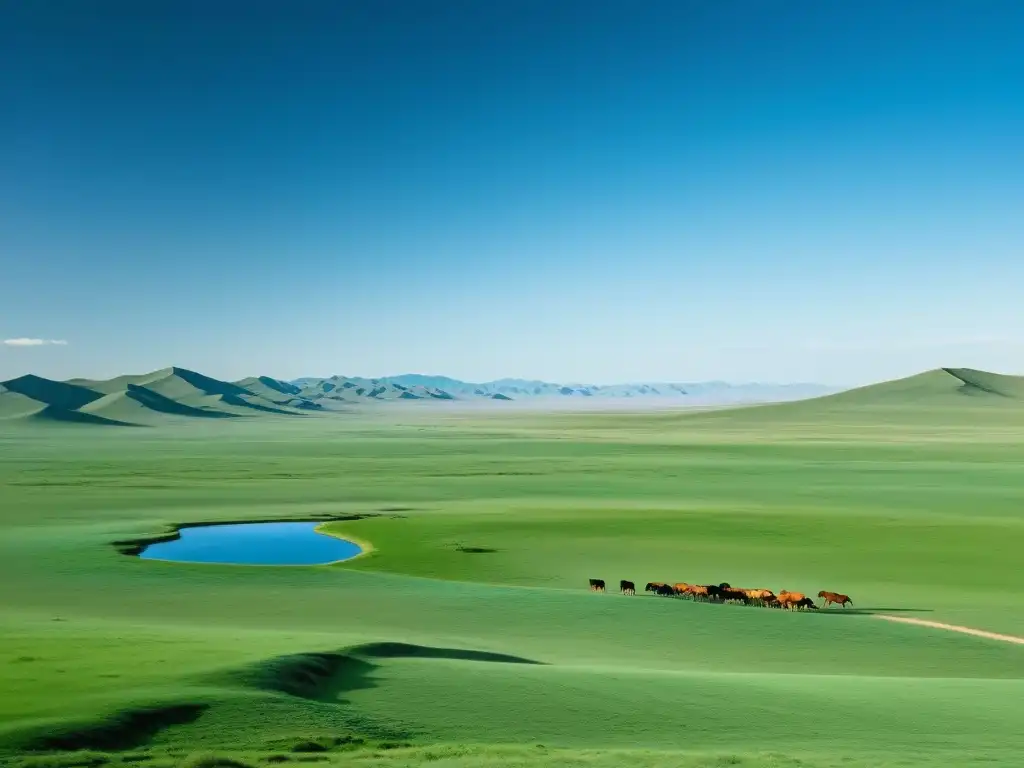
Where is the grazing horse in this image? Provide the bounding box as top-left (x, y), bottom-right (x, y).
top-left (589, 578), bottom-right (606, 592)
top-left (777, 591), bottom-right (807, 610)
top-left (620, 580), bottom-right (636, 595)
top-left (720, 588), bottom-right (751, 605)
top-left (795, 597), bottom-right (819, 611)
top-left (705, 584), bottom-right (729, 603)
top-left (743, 588), bottom-right (775, 607)
top-left (818, 590), bottom-right (853, 608)
top-left (655, 583), bottom-right (676, 596)
top-left (645, 582), bottom-right (668, 594)
top-left (687, 584), bottom-right (709, 601)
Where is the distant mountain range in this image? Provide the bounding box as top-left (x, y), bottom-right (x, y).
top-left (3, 366), bottom-right (1023, 427)
top-left (0, 367), bottom-right (840, 426)
top-left (290, 374), bottom-right (839, 404)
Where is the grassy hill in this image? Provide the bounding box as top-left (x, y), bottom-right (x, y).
top-left (660, 367), bottom-right (1024, 433)
top-left (0, 367), bottom-right (320, 427)
top-left (4, 366), bottom-right (1023, 429)
top-left (798, 367), bottom-right (1024, 405)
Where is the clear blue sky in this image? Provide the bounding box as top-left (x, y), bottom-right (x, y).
top-left (2, 1), bottom-right (1023, 386)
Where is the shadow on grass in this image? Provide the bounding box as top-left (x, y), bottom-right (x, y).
top-left (211, 642), bottom-right (544, 704)
top-left (12, 703), bottom-right (209, 752)
top-left (220, 393), bottom-right (304, 416)
top-left (1, 375), bottom-right (104, 410)
top-left (354, 642), bottom-right (543, 665)
top-left (31, 405), bottom-right (141, 428)
top-left (5, 640), bottom-right (524, 754)
top-left (812, 607), bottom-right (934, 616)
top-left (125, 384), bottom-right (237, 419)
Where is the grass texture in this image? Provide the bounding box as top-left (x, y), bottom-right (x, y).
top-left (2, 373), bottom-right (1024, 766)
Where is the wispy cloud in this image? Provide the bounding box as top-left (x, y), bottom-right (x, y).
top-left (2, 338), bottom-right (69, 347)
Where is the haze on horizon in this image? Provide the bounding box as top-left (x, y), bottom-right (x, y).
top-left (2, 1), bottom-right (1023, 388)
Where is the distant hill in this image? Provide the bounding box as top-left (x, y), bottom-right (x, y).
top-left (0, 366), bottom-right (844, 427)
top-left (808, 367), bottom-right (1024, 405)
top-left (7, 364), bottom-right (1024, 428)
top-left (0, 367), bottom-right (321, 427)
top-left (682, 367), bottom-right (1024, 426)
top-left (292, 374), bottom-right (837, 404)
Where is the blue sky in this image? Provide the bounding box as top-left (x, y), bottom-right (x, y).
top-left (2, 1), bottom-right (1023, 386)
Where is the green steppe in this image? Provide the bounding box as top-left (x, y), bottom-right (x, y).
top-left (2, 367), bottom-right (1024, 767)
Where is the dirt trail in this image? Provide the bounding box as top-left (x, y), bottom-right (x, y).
top-left (876, 614), bottom-right (1024, 645)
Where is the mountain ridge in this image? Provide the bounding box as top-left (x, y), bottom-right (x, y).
top-left (0, 367), bottom-right (322, 426)
top-left (291, 374), bottom-right (837, 403)
top-left (5, 365), bottom-right (1020, 428)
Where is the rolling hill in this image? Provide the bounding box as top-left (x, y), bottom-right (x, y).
top-left (681, 367), bottom-right (1024, 428)
top-left (763, 367), bottom-right (1024, 409)
top-left (0, 367), bottom-right (321, 427)
top-left (815, 367), bottom-right (1024, 404)
top-left (4, 365), bottom-right (1022, 428)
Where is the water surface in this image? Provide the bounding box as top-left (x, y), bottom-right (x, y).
top-left (139, 521), bottom-right (362, 565)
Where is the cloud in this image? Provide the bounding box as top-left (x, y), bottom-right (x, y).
top-left (3, 338), bottom-right (69, 347)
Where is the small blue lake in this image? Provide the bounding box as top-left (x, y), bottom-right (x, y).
top-left (138, 521), bottom-right (363, 565)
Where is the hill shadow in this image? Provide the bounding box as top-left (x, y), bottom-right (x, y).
top-left (31, 405), bottom-right (141, 427)
top-left (215, 651), bottom-right (373, 702)
top-left (125, 384), bottom-right (239, 418)
top-left (11, 702), bottom-right (208, 752)
top-left (2, 375), bottom-right (103, 410)
top-left (169, 367), bottom-right (252, 398)
top-left (285, 398), bottom-right (323, 410)
top-left (253, 375), bottom-right (302, 396)
top-left (221, 393), bottom-right (304, 415)
top-left (211, 643), bottom-right (544, 704)
top-left (353, 642), bottom-right (542, 665)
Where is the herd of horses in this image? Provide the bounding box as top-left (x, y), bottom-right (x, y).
top-left (587, 578), bottom-right (853, 611)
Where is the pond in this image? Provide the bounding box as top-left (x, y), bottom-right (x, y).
top-left (138, 521), bottom-right (363, 565)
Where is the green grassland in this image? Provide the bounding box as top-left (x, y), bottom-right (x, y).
top-left (2, 368), bottom-right (1024, 767)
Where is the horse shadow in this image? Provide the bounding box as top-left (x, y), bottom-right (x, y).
top-left (812, 606), bottom-right (933, 616)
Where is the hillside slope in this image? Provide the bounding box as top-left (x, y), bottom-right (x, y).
top-left (0, 367), bottom-right (320, 427)
top-left (5, 366), bottom-right (1021, 428)
top-left (793, 368), bottom-right (1024, 407)
top-left (679, 367), bottom-right (1024, 428)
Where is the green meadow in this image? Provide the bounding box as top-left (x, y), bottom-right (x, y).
top-left (2, 368), bottom-right (1024, 768)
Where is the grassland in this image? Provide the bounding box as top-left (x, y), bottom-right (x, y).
top-left (2, 374), bottom-right (1024, 767)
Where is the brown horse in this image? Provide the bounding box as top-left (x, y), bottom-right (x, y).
top-left (740, 588), bottom-right (775, 607)
top-left (686, 584), bottom-right (709, 601)
top-left (777, 591), bottom-right (807, 610)
top-left (818, 590), bottom-right (853, 608)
